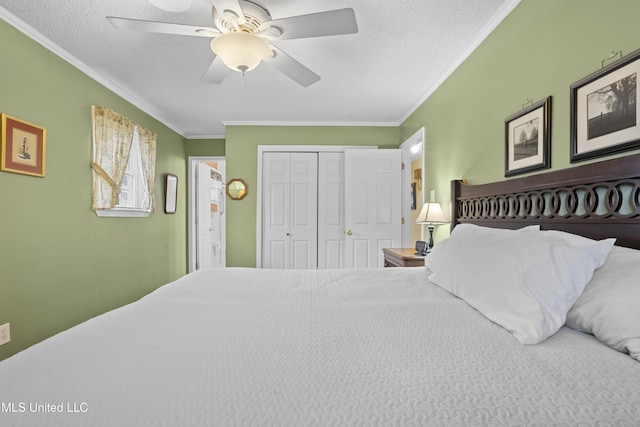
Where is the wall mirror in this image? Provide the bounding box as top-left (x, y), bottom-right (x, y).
top-left (226, 178), bottom-right (248, 200)
top-left (164, 173), bottom-right (178, 214)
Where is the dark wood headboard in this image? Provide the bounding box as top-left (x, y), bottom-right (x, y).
top-left (451, 153), bottom-right (640, 249)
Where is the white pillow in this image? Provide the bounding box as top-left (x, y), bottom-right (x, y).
top-left (428, 224), bottom-right (615, 344)
top-left (566, 245), bottom-right (640, 361)
top-left (424, 238), bottom-right (448, 273)
top-left (425, 224), bottom-right (540, 274)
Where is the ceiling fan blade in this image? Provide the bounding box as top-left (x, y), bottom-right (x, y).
top-left (264, 46), bottom-right (320, 87)
top-left (148, 0), bottom-right (193, 13)
top-left (211, 0), bottom-right (246, 25)
top-left (106, 16), bottom-right (219, 37)
top-left (262, 8), bottom-right (358, 41)
top-left (200, 56), bottom-right (230, 84)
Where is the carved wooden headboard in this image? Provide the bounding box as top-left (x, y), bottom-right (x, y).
top-left (451, 153), bottom-right (640, 249)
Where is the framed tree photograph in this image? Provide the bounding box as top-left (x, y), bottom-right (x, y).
top-left (1, 113), bottom-right (46, 177)
top-left (571, 49), bottom-right (640, 162)
top-left (505, 96), bottom-right (551, 177)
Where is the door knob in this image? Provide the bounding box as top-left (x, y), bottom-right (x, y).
top-left (346, 229), bottom-right (352, 236)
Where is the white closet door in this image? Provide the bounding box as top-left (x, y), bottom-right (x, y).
top-left (344, 149), bottom-right (402, 268)
top-left (263, 152), bottom-right (291, 268)
top-left (289, 153), bottom-right (318, 269)
top-left (262, 152), bottom-right (318, 269)
top-left (318, 152), bottom-right (344, 269)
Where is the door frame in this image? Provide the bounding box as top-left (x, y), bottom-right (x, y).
top-left (399, 128), bottom-right (425, 246)
top-left (188, 156), bottom-right (226, 273)
top-left (256, 145), bottom-right (375, 268)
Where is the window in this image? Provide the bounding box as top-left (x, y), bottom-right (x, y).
top-left (91, 106), bottom-right (156, 217)
top-left (116, 129), bottom-right (150, 209)
top-left (97, 128), bottom-right (152, 218)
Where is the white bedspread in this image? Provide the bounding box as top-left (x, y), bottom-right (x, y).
top-left (1, 267), bottom-right (639, 426)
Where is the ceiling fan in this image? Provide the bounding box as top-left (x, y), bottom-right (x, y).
top-left (107, 0), bottom-right (358, 87)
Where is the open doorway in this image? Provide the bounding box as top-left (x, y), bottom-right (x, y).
top-left (399, 128), bottom-right (425, 248)
top-left (188, 156), bottom-right (226, 272)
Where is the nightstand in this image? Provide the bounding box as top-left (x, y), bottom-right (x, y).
top-left (382, 248), bottom-right (426, 268)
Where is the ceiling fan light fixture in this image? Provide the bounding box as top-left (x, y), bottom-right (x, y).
top-left (148, 0), bottom-right (192, 12)
top-left (210, 32), bottom-right (272, 73)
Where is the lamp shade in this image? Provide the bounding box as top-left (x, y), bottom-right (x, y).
top-left (415, 202), bottom-right (449, 224)
top-left (148, 0), bottom-right (192, 12)
top-left (210, 32), bottom-right (272, 73)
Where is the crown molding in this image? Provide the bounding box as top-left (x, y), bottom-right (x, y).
top-left (184, 133), bottom-right (227, 140)
top-left (398, 0), bottom-right (522, 125)
top-left (0, 5), bottom-right (187, 138)
top-left (1, 0), bottom-right (521, 140)
top-left (222, 120), bottom-right (399, 128)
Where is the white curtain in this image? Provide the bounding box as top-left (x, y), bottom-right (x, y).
top-left (137, 126), bottom-right (157, 212)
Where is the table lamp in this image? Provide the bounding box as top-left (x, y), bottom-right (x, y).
top-left (415, 202), bottom-right (449, 251)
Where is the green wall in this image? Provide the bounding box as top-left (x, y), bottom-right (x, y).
top-left (400, 0), bottom-right (640, 242)
top-left (5, 0), bottom-right (639, 360)
top-left (185, 138), bottom-right (226, 157)
top-left (225, 125), bottom-right (399, 267)
top-left (0, 20), bottom-right (188, 360)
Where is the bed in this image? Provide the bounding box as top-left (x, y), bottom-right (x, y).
top-left (1, 154), bottom-right (640, 426)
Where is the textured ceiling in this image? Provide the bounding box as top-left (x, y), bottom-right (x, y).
top-left (0, 0), bottom-right (519, 138)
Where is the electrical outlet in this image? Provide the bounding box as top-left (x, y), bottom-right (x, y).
top-left (0, 323), bottom-right (10, 346)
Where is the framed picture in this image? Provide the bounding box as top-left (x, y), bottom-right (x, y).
top-left (571, 48), bottom-right (640, 162)
top-left (505, 96), bottom-right (551, 177)
top-left (164, 174), bottom-right (178, 214)
top-left (1, 113), bottom-right (46, 177)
